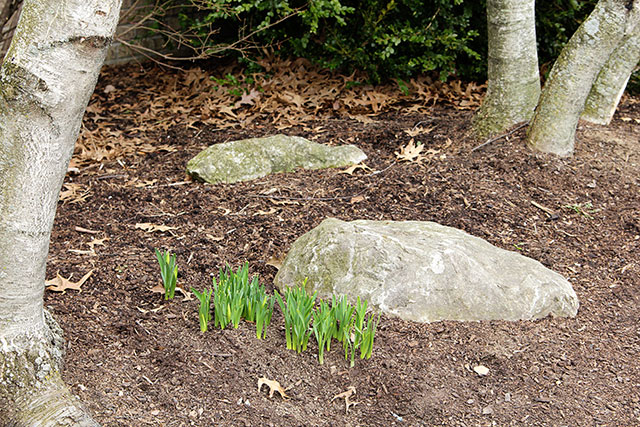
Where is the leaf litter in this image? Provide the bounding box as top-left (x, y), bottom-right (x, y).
top-left (74, 57), bottom-right (485, 169)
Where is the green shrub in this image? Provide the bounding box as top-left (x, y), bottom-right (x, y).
top-left (171, 0), bottom-right (480, 82)
top-left (168, 0), bottom-right (609, 83)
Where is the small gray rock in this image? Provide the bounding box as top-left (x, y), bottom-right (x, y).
top-left (186, 135), bottom-right (366, 184)
top-left (274, 218), bottom-right (579, 322)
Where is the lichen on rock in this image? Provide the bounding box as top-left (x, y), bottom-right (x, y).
top-left (186, 135), bottom-right (367, 184)
top-left (275, 218), bottom-right (579, 323)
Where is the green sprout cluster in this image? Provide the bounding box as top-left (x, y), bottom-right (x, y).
top-left (154, 249), bottom-right (380, 366)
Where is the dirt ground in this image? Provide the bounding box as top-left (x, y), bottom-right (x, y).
top-left (45, 63), bottom-right (639, 426)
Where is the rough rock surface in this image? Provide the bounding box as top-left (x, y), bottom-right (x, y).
top-left (275, 218), bottom-right (579, 322)
top-left (186, 135), bottom-right (367, 184)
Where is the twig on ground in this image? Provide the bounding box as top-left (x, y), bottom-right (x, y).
top-left (471, 121), bottom-right (529, 152)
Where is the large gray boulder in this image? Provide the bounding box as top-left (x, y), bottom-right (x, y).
top-left (274, 218), bottom-right (579, 322)
top-left (187, 135), bottom-right (367, 184)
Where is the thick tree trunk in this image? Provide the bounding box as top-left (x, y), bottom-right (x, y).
top-left (581, 24), bottom-right (640, 125)
top-left (473, 0), bottom-right (540, 139)
top-left (527, 0), bottom-right (639, 156)
top-left (0, 0), bottom-right (121, 424)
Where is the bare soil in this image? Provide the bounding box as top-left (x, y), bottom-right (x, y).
top-left (45, 63), bottom-right (640, 426)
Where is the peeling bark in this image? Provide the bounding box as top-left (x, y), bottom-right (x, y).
top-left (473, 0), bottom-right (540, 139)
top-left (527, 0), bottom-right (640, 156)
top-left (0, 0), bottom-right (122, 424)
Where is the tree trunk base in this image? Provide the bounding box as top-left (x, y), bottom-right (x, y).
top-left (0, 310), bottom-right (99, 426)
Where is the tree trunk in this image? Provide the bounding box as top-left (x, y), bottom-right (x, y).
top-left (581, 23), bottom-right (640, 125)
top-left (527, 0), bottom-right (639, 156)
top-left (0, 0), bottom-right (121, 424)
top-left (473, 0), bottom-right (540, 139)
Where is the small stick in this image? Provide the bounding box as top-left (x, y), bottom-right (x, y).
top-left (530, 200), bottom-right (555, 217)
top-left (471, 122), bottom-right (529, 152)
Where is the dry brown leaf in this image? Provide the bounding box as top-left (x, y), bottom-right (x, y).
top-left (268, 198), bottom-right (300, 206)
top-left (404, 126), bottom-right (434, 137)
top-left (133, 179), bottom-right (158, 188)
top-left (266, 254), bottom-right (285, 270)
top-left (339, 163), bottom-right (371, 175)
top-left (350, 195), bottom-right (365, 204)
top-left (331, 386), bottom-right (359, 414)
top-left (253, 208), bottom-right (277, 216)
top-left (135, 223), bottom-right (178, 233)
top-left (233, 89), bottom-right (261, 109)
top-left (136, 305), bottom-right (164, 314)
top-left (349, 114), bottom-right (375, 124)
top-left (257, 377), bottom-right (289, 400)
top-left (395, 139), bottom-right (425, 163)
top-left (150, 283), bottom-right (191, 300)
top-left (87, 237), bottom-right (108, 250)
top-left (46, 270), bottom-right (93, 293)
top-left (150, 283), bottom-right (165, 294)
top-left (59, 183), bottom-right (91, 204)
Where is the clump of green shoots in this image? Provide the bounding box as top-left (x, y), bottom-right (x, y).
top-left (331, 295), bottom-right (355, 343)
top-left (330, 295), bottom-right (380, 366)
top-left (352, 297), bottom-right (380, 360)
top-left (312, 300), bottom-right (336, 364)
top-left (155, 248), bottom-right (178, 300)
top-left (255, 293), bottom-right (275, 339)
top-left (276, 279), bottom-right (317, 353)
top-left (191, 287), bottom-right (212, 332)
top-left (210, 263), bottom-right (274, 338)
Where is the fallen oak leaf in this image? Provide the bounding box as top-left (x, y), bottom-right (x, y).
top-left (331, 386), bottom-right (359, 414)
top-left (46, 270), bottom-right (94, 293)
top-left (257, 377), bottom-right (290, 400)
top-left (233, 88), bottom-right (261, 109)
top-left (339, 163), bottom-right (371, 175)
top-left (395, 139), bottom-right (425, 163)
top-left (404, 126), bottom-right (434, 137)
top-left (87, 237), bottom-right (108, 250)
top-left (150, 283), bottom-right (192, 301)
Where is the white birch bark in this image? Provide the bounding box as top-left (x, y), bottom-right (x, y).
top-left (581, 24), bottom-right (640, 125)
top-left (0, 0), bottom-right (121, 424)
top-left (527, 0), bottom-right (640, 156)
top-left (473, 0), bottom-right (540, 139)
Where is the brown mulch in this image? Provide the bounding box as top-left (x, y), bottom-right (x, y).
top-left (45, 62), bottom-right (639, 426)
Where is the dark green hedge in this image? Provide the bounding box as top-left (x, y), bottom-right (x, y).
top-left (176, 0), bottom-right (599, 82)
